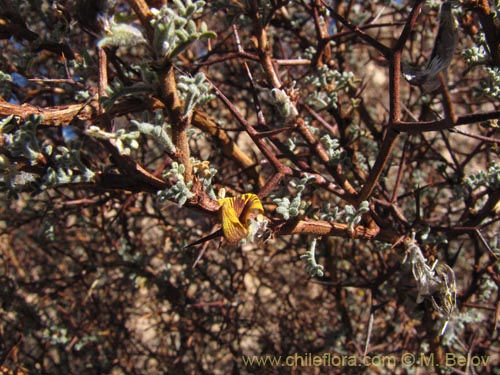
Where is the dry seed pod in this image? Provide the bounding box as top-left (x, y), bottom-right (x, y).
top-left (431, 262), bottom-right (457, 319)
top-left (402, 1), bottom-right (459, 92)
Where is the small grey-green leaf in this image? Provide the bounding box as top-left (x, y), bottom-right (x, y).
top-left (173, 0), bottom-right (187, 15)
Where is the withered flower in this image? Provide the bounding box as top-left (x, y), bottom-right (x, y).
top-left (218, 193), bottom-right (265, 243)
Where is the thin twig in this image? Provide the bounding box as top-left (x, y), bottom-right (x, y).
top-left (208, 78), bottom-right (292, 180)
top-left (295, 118), bottom-right (357, 197)
top-left (248, 0), bottom-right (282, 88)
top-left (391, 136), bottom-right (409, 203)
top-left (321, 0), bottom-right (392, 58)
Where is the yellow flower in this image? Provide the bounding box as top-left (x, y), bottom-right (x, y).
top-left (218, 193), bottom-right (264, 243)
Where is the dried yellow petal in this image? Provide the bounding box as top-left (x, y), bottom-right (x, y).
top-left (218, 193), bottom-right (264, 243)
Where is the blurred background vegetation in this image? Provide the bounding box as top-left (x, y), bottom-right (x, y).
top-left (1, 0), bottom-right (499, 374)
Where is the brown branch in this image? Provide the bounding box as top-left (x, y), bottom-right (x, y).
top-left (357, 51), bottom-right (402, 203)
top-left (391, 110), bottom-right (500, 133)
top-left (324, 22), bottom-right (406, 43)
top-left (191, 51), bottom-right (311, 67)
top-left (357, 128), bottom-right (399, 203)
top-left (208, 78), bottom-right (292, 197)
top-left (456, 110), bottom-right (500, 126)
top-left (295, 118), bottom-right (357, 197)
top-left (449, 128), bottom-right (500, 144)
top-left (209, 80), bottom-right (290, 174)
top-left (125, 0), bottom-right (154, 42)
top-left (99, 140), bottom-right (168, 191)
top-left (192, 110), bottom-right (264, 187)
top-left (188, 213), bottom-right (400, 249)
top-left (0, 96), bottom-right (258, 188)
top-left (273, 218), bottom-right (399, 243)
top-left (159, 64), bottom-right (193, 182)
top-left (391, 138), bottom-right (409, 204)
top-left (0, 96), bottom-right (172, 127)
top-left (0, 100), bottom-right (99, 126)
top-left (124, 0), bottom-right (193, 182)
top-left (439, 73), bottom-right (457, 125)
top-left (98, 47), bottom-right (109, 115)
top-left (97, 47), bottom-right (112, 131)
top-left (258, 172), bottom-right (286, 199)
top-left (389, 51), bottom-right (402, 123)
top-left (310, 0), bottom-right (332, 67)
top-left (321, 0), bottom-right (392, 58)
top-left (462, 189), bottom-right (500, 228)
top-left (248, 0), bottom-right (282, 88)
top-left (315, 2), bottom-right (426, 204)
top-left (394, 0), bottom-right (426, 52)
top-left (93, 171), bottom-right (166, 193)
top-left (320, 2), bottom-right (425, 205)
